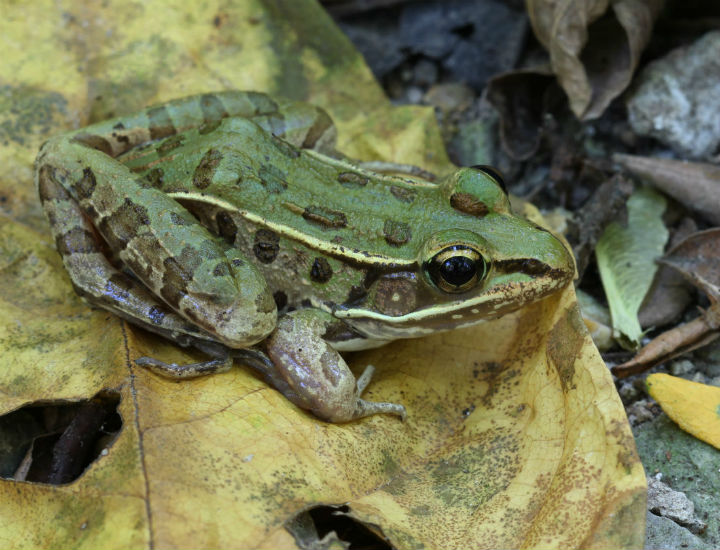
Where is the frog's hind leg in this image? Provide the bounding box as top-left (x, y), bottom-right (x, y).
top-left (36, 164), bottom-right (219, 348)
top-left (263, 309), bottom-right (406, 422)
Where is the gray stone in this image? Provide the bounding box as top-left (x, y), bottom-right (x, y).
top-left (645, 512), bottom-right (712, 550)
top-left (627, 31), bottom-right (720, 160)
top-left (647, 477), bottom-right (707, 535)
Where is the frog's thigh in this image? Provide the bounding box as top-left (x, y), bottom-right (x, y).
top-left (36, 165), bottom-right (212, 345)
top-left (265, 309), bottom-right (406, 423)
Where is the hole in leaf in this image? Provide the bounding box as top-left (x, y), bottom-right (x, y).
top-left (0, 390), bottom-right (122, 484)
top-left (287, 504), bottom-right (394, 550)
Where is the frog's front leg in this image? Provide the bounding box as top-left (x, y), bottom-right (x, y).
top-left (263, 309), bottom-right (406, 423)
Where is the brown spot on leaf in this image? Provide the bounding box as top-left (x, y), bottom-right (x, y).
top-left (192, 148), bottom-right (224, 190)
top-left (310, 257), bottom-right (333, 283)
top-left (303, 206), bottom-right (347, 229)
top-left (383, 220), bottom-right (411, 246)
top-left (450, 192), bottom-right (489, 217)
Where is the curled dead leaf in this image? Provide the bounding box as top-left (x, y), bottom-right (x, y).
top-left (527, 0), bottom-right (662, 119)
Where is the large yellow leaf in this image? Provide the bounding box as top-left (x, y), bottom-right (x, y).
top-left (0, 0), bottom-right (645, 548)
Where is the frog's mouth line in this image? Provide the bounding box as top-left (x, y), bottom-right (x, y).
top-left (325, 271), bottom-right (572, 328)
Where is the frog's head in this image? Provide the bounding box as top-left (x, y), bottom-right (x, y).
top-left (333, 166), bottom-right (575, 340)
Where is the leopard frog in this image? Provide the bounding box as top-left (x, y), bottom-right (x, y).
top-left (34, 91), bottom-right (574, 422)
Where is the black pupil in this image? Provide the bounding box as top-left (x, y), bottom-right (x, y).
top-left (441, 256), bottom-right (477, 286)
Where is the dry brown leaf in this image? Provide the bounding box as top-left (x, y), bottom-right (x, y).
top-left (614, 154), bottom-right (720, 226)
top-left (613, 229), bottom-right (720, 377)
top-left (527, 0), bottom-right (662, 119)
top-left (0, 0), bottom-right (645, 548)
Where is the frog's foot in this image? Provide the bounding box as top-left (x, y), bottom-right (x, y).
top-left (265, 309), bottom-right (406, 423)
top-left (135, 355), bottom-right (233, 379)
top-left (353, 365), bottom-right (407, 421)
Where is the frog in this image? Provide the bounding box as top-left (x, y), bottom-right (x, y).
top-left (34, 91), bottom-right (574, 423)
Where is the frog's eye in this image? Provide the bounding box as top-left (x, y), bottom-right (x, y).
top-left (425, 245), bottom-right (487, 293)
top-left (471, 164), bottom-right (507, 194)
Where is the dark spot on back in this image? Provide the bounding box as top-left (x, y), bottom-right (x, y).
top-left (113, 122), bottom-right (125, 130)
top-left (147, 105), bottom-right (176, 140)
top-left (450, 192), bottom-right (489, 217)
top-left (338, 172), bottom-right (368, 188)
top-left (383, 219), bottom-right (411, 246)
top-left (390, 185), bottom-right (417, 203)
top-left (302, 206), bottom-right (347, 229)
top-left (192, 148), bottom-right (224, 190)
top-left (253, 229), bottom-right (280, 264)
top-left (169, 211), bottom-right (191, 226)
top-left (74, 168), bottom-right (97, 200)
top-left (310, 257), bottom-right (333, 283)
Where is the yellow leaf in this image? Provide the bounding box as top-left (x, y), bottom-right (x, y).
top-left (0, 0), bottom-right (645, 548)
top-left (647, 373), bottom-right (720, 449)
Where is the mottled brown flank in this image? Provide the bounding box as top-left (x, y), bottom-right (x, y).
top-left (450, 192), bottom-right (489, 217)
top-left (390, 185), bottom-right (417, 203)
top-left (383, 219), bottom-right (412, 246)
top-left (337, 172), bottom-right (368, 187)
top-left (372, 275), bottom-right (417, 316)
top-left (271, 135), bottom-right (301, 159)
top-left (200, 93), bottom-right (229, 124)
top-left (143, 167), bottom-right (164, 188)
top-left (74, 168), bottom-right (97, 200)
top-left (192, 148), bottom-right (224, 190)
top-left (155, 134), bottom-right (185, 156)
top-left (301, 109), bottom-right (334, 149)
top-left (99, 198), bottom-right (151, 244)
top-left (253, 229), bottom-right (280, 264)
top-left (310, 257), bottom-right (333, 283)
top-left (147, 105), bottom-right (176, 140)
top-left (302, 205), bottom-right (347, 229)
top-left (37, 165), bottom-right (71, 203)
top-left (56, 226), bottom-right (99, 256)
top-left (71, 133), bottom-right (113, 156)
top-left (216, 211), bottom-right (238, 243)
top-left (258, 163), bottom-right (288, 194)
